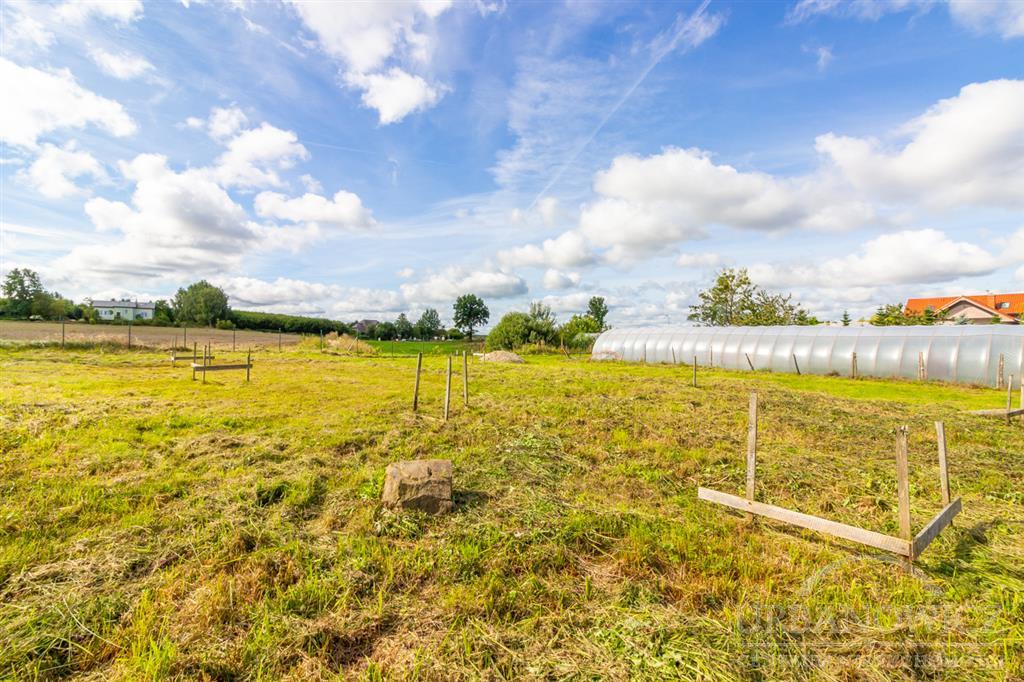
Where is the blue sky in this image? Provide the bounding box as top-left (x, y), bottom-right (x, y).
top-left (2, 0), bottom-right (1023, 328)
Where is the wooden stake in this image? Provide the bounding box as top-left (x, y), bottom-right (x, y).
top-left (935, 421), bottom-right (950, 506)
top-left (61, 318), bottom-right (65, 350)
top-left (413, 352), bottom-right (422, 412)
top-left (918, 351), bottom-right (926, 381)
top-left (745, 391), bottom-right (758, 520)
top-left (246, 348), bottom-right (251, 382)
top-left (792, 353), bottom-right (801, 375)
top-left (444, 356), bottom-right (452, 422)
top-left (279, 329), bottom-right (282, 352)
top-left (692, 355), bottom-right (697, 388)
top-left (997, 353), bottom-right (1005, 389)
top-left (896, 425), bottom-right (911, 567)
top-left (202, 344), bottom-right (208, 384)
top-left (127, 321), bottom-right (132, 349)
top-left (192, 341), bottom-right (197, 380)
top-left (462, 350), bottom-right (469, 407)
top-left (671, 348), bottom-right (676, 364)
top-left (320, 330), bottom-right (323, 351)
top-left (745, 353), bottom-right (755, 371)
top-left (233, 329), bottom-right (236, 352)
top-left (1020, 383), bottom-right (1023, 425)
top-left (183, 325), bottom-right (187, 347)
top-left (1008, 374), bottom-right (1015, 425)
top-left (851, 351), bottom-right (858, 379)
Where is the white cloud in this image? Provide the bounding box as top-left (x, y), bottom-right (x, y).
top-left (287, 0), bottom-right (453, 123)
top-left (346, 68), bottom-right (445, 124)
top-left (815, 79), bottom-right (1024, 208)
top-left (88, 47), bottom-right (153, 79)
top-left (400, 265), bottom-right (527, 303)
top-left (538, 197), bottom-right (561, 226)
top-left (212, 122), bottom-right (309, 188)
top-left (676, 252), bottom-right (722, 268)
top-left (56, 0), bottom-right (143, 24)
top-left (215, 275), bottom-right (406, 318)
top-left (1, 3), bottom-right (55, 53)
top-left (747, 229), bottom-right (1002, 289)
top-left (0, 57), bottom-right (137, 149)
top-left (300, 173), bottom-right (323, 193)
top-left (397, 267), bottom-right (415, 279)
top-left (254, 189), bottom-right (375, 229)
top-left (497, 230), bottom-right (596, 269)
top-left (18, 141), bottom-right (104, 198)
top-left (950, 0), bottom-right (1024, 38)
top-left (542, 268), bottom-right (581, 290)
top-left (208, 106), bottom-right (249, 140)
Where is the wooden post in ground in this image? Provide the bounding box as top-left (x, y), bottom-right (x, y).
top-left (896, 425), bottom-right (912, 568)
top-left (246, 348), bottom-right (251, 382)
top-left (692, 356), bottom-right (697, 388)
top-left (1008, 374), bottom-right (1015, 425)
top-left (709, 348), bottom-right (713, 366)
top-left (745, 391), bottom-right (758, 520)
top-left (413, 353), bottom-right (422, 412)
top-left (278, 329), bottom-right (282, 352)
top-left (792, 353), bottom-right (801, 375)
top-left (443, 356), bottom-right (452, 422)
top-left (202, 344), bottom-right (208, 384)
top-left (61, 318), bottom-right (66, 350)
top-left (935, 421), bottom-right (950, 506)
top-left (1020, 382), bottom-right (1023, 425)
top-left (319, 330), bottom-right (323, 352)
top-left (671, 348), bottom-right (676, 364)
top-left (997, 354), bottom-right (1005, 389)
top-left (183, 325), bottom-right (187, 347)
top-left (462, 350), bottom-right (469, 407)
top-left (745, 353), bottom-right (755, 371)
top-left (233, 329), bottom-right (236, 352)
top-left (851, 352), bottom-right (858, 379)
top-left (918, 352), bottom-right (925, 381)
top-left (128, 321), bottom-right (132, 349)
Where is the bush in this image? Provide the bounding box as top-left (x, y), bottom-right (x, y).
top-left (230, 310), bottom-right (351, 335)
top-left (446, 327), bottom-right (465, 340)
top-left (215, 319), bottom-right (236, 330)
top-left (486, 312), bottom-right (532, 351)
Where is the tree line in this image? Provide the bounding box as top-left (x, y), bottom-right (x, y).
top-left (483, 297), bottom-right (609, 351)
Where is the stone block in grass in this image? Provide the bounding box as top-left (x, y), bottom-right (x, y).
top-left (383, 459), bottom-right (453, 514)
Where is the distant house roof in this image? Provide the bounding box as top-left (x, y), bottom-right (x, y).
top-left (91, 299), bottom-right (156, 310)
top-left (905, 293), bottom-right (1023, 323)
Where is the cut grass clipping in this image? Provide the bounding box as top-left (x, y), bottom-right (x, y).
top-left (0, 345), bottom-right (1021, 679)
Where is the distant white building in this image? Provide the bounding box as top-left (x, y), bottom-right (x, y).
top-left (90, 299), bottom-right (156, 321)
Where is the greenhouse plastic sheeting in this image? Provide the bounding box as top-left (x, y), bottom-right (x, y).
top-left (591, 325), bottom-right (1024, 388)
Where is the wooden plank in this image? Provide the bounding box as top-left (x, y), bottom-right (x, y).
top-left (935, 421), bottom-right (950, 505)
top-left (895, 426), bottom-right (912, 566)
top-left (697, 487), bottom-right (911, 556)
top-left (912, 498), bottom-right (962, 559)
top-left (190, 363), bottom-right (252, 371)
top-left (967, 408), bottom-right (1024, 417)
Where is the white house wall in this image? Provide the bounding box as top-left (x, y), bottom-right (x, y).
top-left (592, 325), bottom-right (1024, 388)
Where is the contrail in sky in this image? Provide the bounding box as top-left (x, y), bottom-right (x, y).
top-left (527, 0), bottom-right (722, 211)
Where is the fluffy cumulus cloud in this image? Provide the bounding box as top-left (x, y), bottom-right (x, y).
top-left (287, 0), bottom-right (453, 123)
top-left (254, 189), bottom-right (375, 230)
top-left (214, 276), bottom-right (406, 318)
top-left (88, 47), bottom-right (153, 79)
top-left (400, 265), bottom-right (527, 303)
top-left (949, 0), bottom-right (1024, 38)
top-left (747, 228), bottom-right (1002, 289)
top-left (815, 79), bottom-right (1024, 208)
top-left (542, 269), bottom-right (581, 290)
top-left (212, 122), bottom-right (309, 188)
top-left (497, 230), bottom-right (595, 269)
top-left (56, 0), bottom-right (143, 24)
top-left (0, 57), bottom-right (137, 149)
top-left (17, 141), bottom-right (104, 198)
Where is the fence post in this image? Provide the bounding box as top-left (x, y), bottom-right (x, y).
top-left (320, 330), bottom-right (323, 352)
top-left (896, 426), bottom-right (912, 568)
top-left (443, 356), bottom-right (452, 422)
top-left (692, 356), bottom-right (697, 388)
top-left (935, 421), bottom-right (950, 506)
top-left (233, 329), bottom-right (236, 352)
top-left (745, 391), bottom-right (758, 520)
top-left (61, 318), bottom-right (66, 350)
top-left (413, 352), bottom-right (422, 411)
top-left (246, 348), bottom-right (251, 382)
top-left (851, 351), bottom-right (858, 379)
top-left (1008, 374), bottom-right (1015, 425)
top-left (462, 350), bottom-right (469, 407)
top-left (671, 348), bottom-right (676, 364)
top-left (792, 353), bottom-right (801, 375)
top-left (279, 329), bottom-right (282, 352)
top-left (997, 354), bottom-right (1005, 389)
top-left (183, 325), bottom-right (187, 347)
top-left (745, 353), bottom-right (755, 371)
top-left (128, 321), bottom-right (132, 349)
top-left (918, 351), bottom-right (926, 381)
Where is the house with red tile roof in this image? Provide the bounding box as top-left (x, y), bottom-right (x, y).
top-left (905, 293), bottom-right (1023, 324)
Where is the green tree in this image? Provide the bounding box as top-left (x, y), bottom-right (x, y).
top-left (841, 310), bottom-right (851, 326)
top-left (394, 313), bottom-right (414, 339)
top-left (172, 280), bottom-right (230, 326)
top-left (485, 312), bottom-right (532, 351)
top-left (453, 294), bottom-right (489, 341)
top-left (375, 321), bottom-right (397, 340)
top-left (414, 308), bottom-right (442, 339)
top-left (153, 300), bottom-right (175, 326)
top-left (527, 301), bottom-right (557, 343)
top-left (689, 268), bottom-right (817, 326)
top-left (587, 296), bottom-right (609, 331)
top-left (2, 268), bottom-right (45, 318)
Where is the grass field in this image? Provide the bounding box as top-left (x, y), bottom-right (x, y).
top-left (364, 339), bottom-right (484, 356)
top-left (1, 345), bottom-right (1021, 679)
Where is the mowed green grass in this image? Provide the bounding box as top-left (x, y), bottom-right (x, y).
top-left (363, 339), bottom-right (483, 356)
top-left (0, 347), bottom-right (1021, 680)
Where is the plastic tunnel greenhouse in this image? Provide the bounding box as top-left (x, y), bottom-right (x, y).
top-left (591, 325), bottom-right (1024, 388)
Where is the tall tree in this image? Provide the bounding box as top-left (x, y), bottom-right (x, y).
top-left (394, 313), bottom-right (414, 339)
top-left (172, 280), bottom-right (230, 326)
top-left (453, 294), bottom-right (489, 341)
top-left (587, 296), bottom-right (609, 331)
top-left (689, 268), bottom-right (818, 326)
top-left (414, 308), bottom-right (442, 339)
top-left (2, 268), bottom-right (45, 318)
top-left (841, 310), bottom-right (851, 326)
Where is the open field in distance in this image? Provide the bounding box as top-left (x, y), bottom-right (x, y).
top-left (0, 346), bottom-right (1021, 679)
top-left (0, 319), bottom-right (305, 350)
